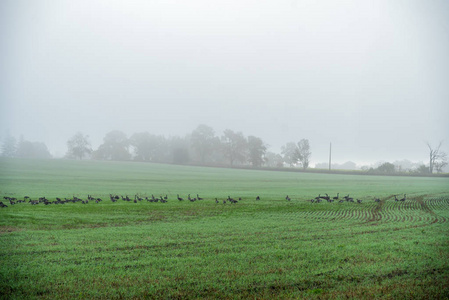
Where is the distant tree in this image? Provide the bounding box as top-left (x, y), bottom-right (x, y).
top-left (170, 136), bottom-right (190, 164)
top-left (66, 132), bottom-right (91, 160)
top-left (247, 136), bottom-right (267, 167)
top-left (130, 132), bottom-right (152, 161)
top-left (130, 132), bottom-right (168, 162)
top-left (374, 162), bottom-right (396, 174)
top-left (149, 135), bottom-right (169, 162)
top-left (94, 130), bottom-right (130, 161)
top-left (173, 148), bottom-right (190, 164)
top-left (221, 129), bottom-right (247, 166)
top-left (265, 151), bottom-right (284, 168)
top-left (297, 139), bottom-right (311, 170)
top-left (190, 124), bottom-right (217, 164)
top-left (427, 141), bottom-right (448, 174)
top-left (414, 164), bottom-right (430, 175)
top-left (16, 139), bottom-right (52, 159)
top-left (434, 159), bottom-right (448, 174)
top-left (281, 142), bottom-right (299, 167)
top-left (1, 135), bottom-right (17, 157)
top-left (393, 159), bottom-right (421, 173)
top-left (315, 161), bottom-right (357, 170)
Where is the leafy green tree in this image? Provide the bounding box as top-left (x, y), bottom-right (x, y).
top-left (170, 136), bottom-right (190, 164)
top-left (247, 136), bottom-right (267, 167)
top-left (66, 132), bottom-right (92, 159)
top-left (16, 139), bottom-right (52, 159)
top-left (130, 132), bottom-right (167, 162)
top-left (281, 142), bottom-right (299, 167)
top-left (1, 135), bottom-right (17, 157)
top-left (414, 165), bottom-right (430, 175)
top-left (94, 130), bottom-right (130, 161)
top-left (297, 139), bottom-right (311, 170)
top-left (265, 151), bottom-right (284, 168)
top-left (221, 129), bottom-right (247, 166)
top-left (372, 162), bottom-right (396, 174)
top-left (191, 124), bottom-right (217, 164)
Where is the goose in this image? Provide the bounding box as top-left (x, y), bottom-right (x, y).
top-left (227, 196), bottom-right (237, 204)
top-left (177, 194), bottom-right (183, 201)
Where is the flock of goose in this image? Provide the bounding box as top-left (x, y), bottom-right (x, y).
top-left (0, 193), bottom-right (407, 208)
top-left (309, 193), bottom-right (406, 204)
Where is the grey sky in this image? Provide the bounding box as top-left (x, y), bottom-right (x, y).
top-left (1, 0), bottom-right (448, 164)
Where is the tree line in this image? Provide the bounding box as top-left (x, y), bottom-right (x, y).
top-left (63, 125), bottom-right (311, 169)
top-left (1, 127), bottom-right (446, 174)
top-left (0, 135), bottom-right (51, 159)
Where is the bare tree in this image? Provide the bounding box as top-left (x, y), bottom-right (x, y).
top-left (427, 141), bottom-right (448, 174)
top-left (66, 132), bottom-right (92, 160)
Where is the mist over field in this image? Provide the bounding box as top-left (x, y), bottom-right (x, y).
top-left (1, 0), bottom-right (448, 165)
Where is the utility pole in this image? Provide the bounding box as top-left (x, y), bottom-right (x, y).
top-left (329, 142), bottom-right (332, 171)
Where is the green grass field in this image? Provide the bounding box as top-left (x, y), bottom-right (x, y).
top-left (1, 158), bottom-right (448, 299)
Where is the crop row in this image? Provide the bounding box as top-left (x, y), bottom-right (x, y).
top-left (423, 196), bottom-right (449, 212)
top-left (291, 197), bottom-right (448, 224)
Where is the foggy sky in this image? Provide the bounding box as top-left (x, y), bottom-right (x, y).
top-left (1, 0), bottom-right (448, 165)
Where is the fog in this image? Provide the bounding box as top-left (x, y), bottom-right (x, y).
top-left (1, 0), bottom-right (448, 165)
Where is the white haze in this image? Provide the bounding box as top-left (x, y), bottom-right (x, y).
top-left (1, 0), bottom-right (448, 165)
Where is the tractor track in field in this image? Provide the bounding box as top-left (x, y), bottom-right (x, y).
top-left (372, 195), bottom-right (447, 225)
top-left (299, 194), bottom-right (448, 226)
top-left (366, 194), bottom-right (392, 222)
